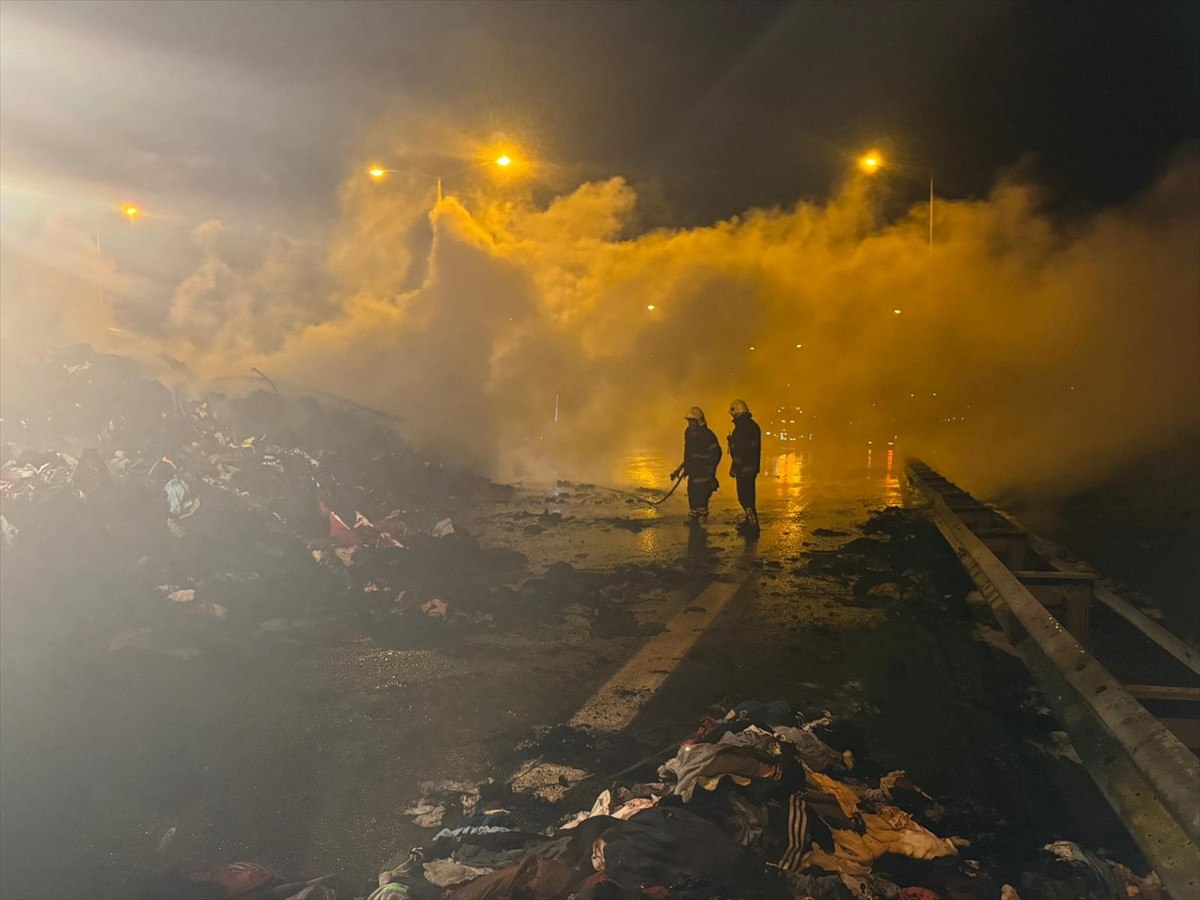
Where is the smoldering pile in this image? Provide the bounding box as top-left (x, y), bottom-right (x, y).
top-left (154, 700), bottom-right (1166, 900)
top-left (0, 344), bottom-right (656, 665)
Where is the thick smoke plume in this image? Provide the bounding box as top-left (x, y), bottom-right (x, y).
top-left (3, 152), bottom-right (1197, 493)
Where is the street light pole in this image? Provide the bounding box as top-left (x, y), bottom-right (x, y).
top-left (929, 175), bottom-right (934, 250)
top-left (369, 155), bottom-right (512, 205)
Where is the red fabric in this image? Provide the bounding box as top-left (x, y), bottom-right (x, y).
top-left (680, 715), bottom-right (720, 749)
top-left (185, 862), bottom-right (278, 898)
top-left (320, 502), bottom-right (358, 546)
top-left (899, 888), bottom-right (940, 900)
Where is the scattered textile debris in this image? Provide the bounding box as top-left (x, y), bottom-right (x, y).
top-left (1, 514), bottom-right (18, 546)
top-left (510, 761), bottom-right (590, 803)
top-left (421, 857), bottom-right (493, 888)
top-left (402, 801), bottom-right (446, 829)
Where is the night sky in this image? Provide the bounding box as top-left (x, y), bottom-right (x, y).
top-left (3, 1), bottom-right (1197, 232)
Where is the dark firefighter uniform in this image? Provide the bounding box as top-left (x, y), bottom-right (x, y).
top-left (672, 409), bottom-right (722, 518)
top-left (727, 400), bottom-right (761, 528)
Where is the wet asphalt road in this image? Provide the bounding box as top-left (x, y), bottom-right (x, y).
top-left (0, 449), bottom-right (1135, 899)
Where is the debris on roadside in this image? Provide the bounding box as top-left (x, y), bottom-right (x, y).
top-left (403, 780), bottom-right (485, 830)
top-left (509, 760), bottom-right (591, 804)
top-left (269, 699), bottom-right (1158, 900)
top-left (4, 346), bottom-right (1161, 900)
top-left (139, 861), bottom-right (351, 900)
top-left (165, 473), bottom-right (190, 516)
top-left (1, 345), bottom-right (617, 667)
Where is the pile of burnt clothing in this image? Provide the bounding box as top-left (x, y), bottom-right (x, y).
top-left (383, 701), bottom-right (1166, 899)
top-left (0, 345), bottom-right (531, 659)
top-left (153, 701), bottom-right (1165, 900)
top-left (0, 344), bottom-right (495, 533)
top-left (375, 701), bottom-right (973, 899)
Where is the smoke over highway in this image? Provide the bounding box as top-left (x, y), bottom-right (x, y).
top-left (5, 149), bottom-right (1197, 493)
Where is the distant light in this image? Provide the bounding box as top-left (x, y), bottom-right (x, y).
top-left (795, 343), bottom-right (803, 348)
top-left (893, 308), bottom-right (902, 315)
top-left (368, 166), bottom-right (386, 179)
top-left (646, 304), bottom-right (655, 310)
top-left (496, 155), bottom-right (512, 167)
top-left (749, 346), bottom-right (755, 350)
top-left (122, 204), bottom-right (140, 220)
top-left (858, 151), bottom-right (883, 174)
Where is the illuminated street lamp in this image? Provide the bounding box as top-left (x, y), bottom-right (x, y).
top-left (122, 204), bottom-right (140, 221)
top-left (859, 151), bottom-right (934, 250)
top-left (857, 151), bottom-right (882, 174)
top-left (367, 154), bottom-right (516, 202)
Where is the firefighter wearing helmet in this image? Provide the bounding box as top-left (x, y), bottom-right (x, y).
top-left (727, 399), bottom-right (761, 533)
top-left (670, 407), bottom-right (722, 519)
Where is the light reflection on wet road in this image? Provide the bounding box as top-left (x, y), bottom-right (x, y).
top-left (599, 445), bottom-right (911, 566)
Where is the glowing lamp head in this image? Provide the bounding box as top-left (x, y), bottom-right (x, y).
top-left (495, 155), bottom-right (512, 168)
top-left (858, 152), bottom-right (883, 174)
top-left (122, 204), bottom-right (140, 220)
top-left (368, 166), bottom-right (386, 180)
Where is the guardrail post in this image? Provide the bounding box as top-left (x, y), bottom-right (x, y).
top-left (976, 528), bottom-right (1028, 569)
top-left (1015, 571), bottom-right (1096, 646)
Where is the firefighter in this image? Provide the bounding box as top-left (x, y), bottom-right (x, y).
top-left (727, 399), bottom-right (761, 533)
top-left (670, 407), bottom-right (721, 520)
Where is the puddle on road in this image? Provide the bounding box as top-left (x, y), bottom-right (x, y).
top-left (462, 446), bottom-right (912, 577)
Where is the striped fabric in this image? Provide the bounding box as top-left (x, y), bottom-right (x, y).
top-left (778, 794), bottom-right (808, 871)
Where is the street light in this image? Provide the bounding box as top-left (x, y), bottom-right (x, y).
top-left (367, 154), bottom-right (516, 202)
top-left (858, 151), bottom-right (882, 174)
top-left (859, 151), bottom-right (934, 250)
top-left (122, 204), bottom-right (140, 221)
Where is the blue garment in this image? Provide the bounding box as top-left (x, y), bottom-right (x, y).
top-left (164, 475), bottom-right (188, 515)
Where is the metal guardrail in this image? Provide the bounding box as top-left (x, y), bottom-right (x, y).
top-left (1020, 531), bottom-right (1200, 676)
top-left (905, 459), bottom-right (1199, 900)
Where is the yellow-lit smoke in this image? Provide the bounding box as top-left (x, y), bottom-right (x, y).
top-left (3, 151), bottom-right (1198, 494)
